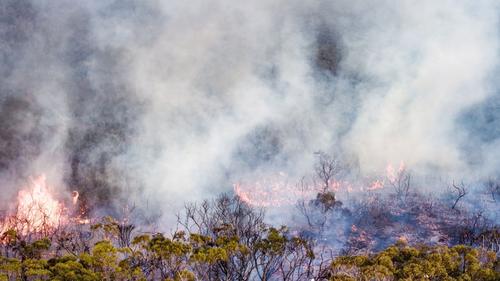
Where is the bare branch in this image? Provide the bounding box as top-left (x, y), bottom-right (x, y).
top-left (451, 181), bottom-right (467, 210)
top-left (485, 179), bottom-right (500, 202)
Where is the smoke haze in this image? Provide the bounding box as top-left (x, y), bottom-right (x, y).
top-left (1, 0), bottom-right (499, 224)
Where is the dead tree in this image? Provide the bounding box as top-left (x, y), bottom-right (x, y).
top-left (453, 210), bottom-right (499, 252)
top-left (54, 223), bottom-right (93, 256)
top-left (314, 151), bottom-right (343, 192)
top-left (451, 182), bottom-right (467, 210)
top-left (485, 179), bottom-right (500, 202)
top-left (387, 167), bottom-right (411, 203)
top-left (296, 178), bottom-right (322, 229)
top-left (313, 152), bottom-right (345, 211)
top-left (298, 153), bottom-right (345, 230)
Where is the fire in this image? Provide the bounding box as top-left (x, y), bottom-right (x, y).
top-left (366, 162), bottom-right (406, 191)
top-left (367, 180), bottom-right (384, 191)
top-left (15, 175), bottom-right (66, 233)
top-left (234, 173), bottom-right (318, 207)
top-left (233, 173), bottom-right (352, 207)
top-left (72, 191), bottom-right (79, 205)
top-left (234, 162), bottom-right (407, 207)
top-left (0, 175), bottom-right (89, 237)
top-left (386, 161), bottom-right (406, 183)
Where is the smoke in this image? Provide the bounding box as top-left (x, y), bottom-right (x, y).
top-left (0, 0), bottom-right (498, 225)
top-left (334, 1), bottom-right (500, 177)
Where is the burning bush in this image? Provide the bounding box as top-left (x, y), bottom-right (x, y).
top-left (0, 175), bottom-right (89, 243)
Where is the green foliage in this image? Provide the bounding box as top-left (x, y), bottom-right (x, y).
top-left (0, 196), bottom-right (497, 280)
top-left (0, 229), bottom-right (497, 281)
top-left (330, 243), bottom-right (499, 281)
top-left (23, 259), bottom-right (50, 280)
top-left (49, 257), bottom-right (99, 281)
top-left (0, 256), bottom-right (21, 280)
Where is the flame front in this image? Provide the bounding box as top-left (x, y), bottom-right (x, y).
top-left (233, 173), bottom-right (350, 207)
top-left (233, 174), bottom-right (317, 207)
top-left (234, 162), bottom-right (407, 207)
top-left (1, 175), bottom-right (68, 236)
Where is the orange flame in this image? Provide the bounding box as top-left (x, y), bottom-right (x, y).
top-left (72, 191), bottom-right (79, 205)
top-left (366, 161), bottom-right (406, 191)
top-left (386, 161), bottom-right (406, 183)
top-left (235, 162), bottom-right (408, 206)
top-left (234, 173), bottom-right (353, 207)
top-left (0, 175), bottom-right (90, 237)
top-left (0, 175), bottom-right (67, 235)
top-left (234, 174), bottom-right (317, 207)
top-left (367, 179), bottom-right (384, 191)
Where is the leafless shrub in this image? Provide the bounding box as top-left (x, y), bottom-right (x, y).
top-left (314, 151), bottom-right (344, 192)
top-left (386, 167), bottom-right (411, 203)
top-left (297, 152), bottom-right (345, 232)
top-left (297, 178), bottom-right (325, 229)
top-left (485, 179), bottom-right (500, 202)
top-left (451, 181), bottom-right (468, 210)
top-left (297, 151), bottom-right (344, 232)
top-left (356, 196), bottom-right (393, 235)
top-left (54, 224), bottom-right (93, 256)
top-left (477, 226), bottom-right (500, 254)
top-left (449, 211), bottom-right (499, 253)
top-left (298, 190), bottom-right (342, 233)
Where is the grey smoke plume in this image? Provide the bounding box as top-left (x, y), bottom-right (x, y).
top-left (0, 0), bottom-right (498, 224)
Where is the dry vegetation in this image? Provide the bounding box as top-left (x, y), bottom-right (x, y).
top-left (0, 189), bottom-right (498, 280)
top-left (0, 156), bottom-right (498, 280)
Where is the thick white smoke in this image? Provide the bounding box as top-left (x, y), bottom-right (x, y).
top-left (335, 0), bottom-right (499, 177)
top-left (0, 0), bottom-right (498, 225)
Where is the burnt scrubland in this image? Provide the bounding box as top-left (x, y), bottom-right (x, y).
top-left (1, 0), bottom-right (500, 280)
top-left (0, 195), bottom-right (498, 281)
top-left (0, 158), bottom-right (499, 280)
